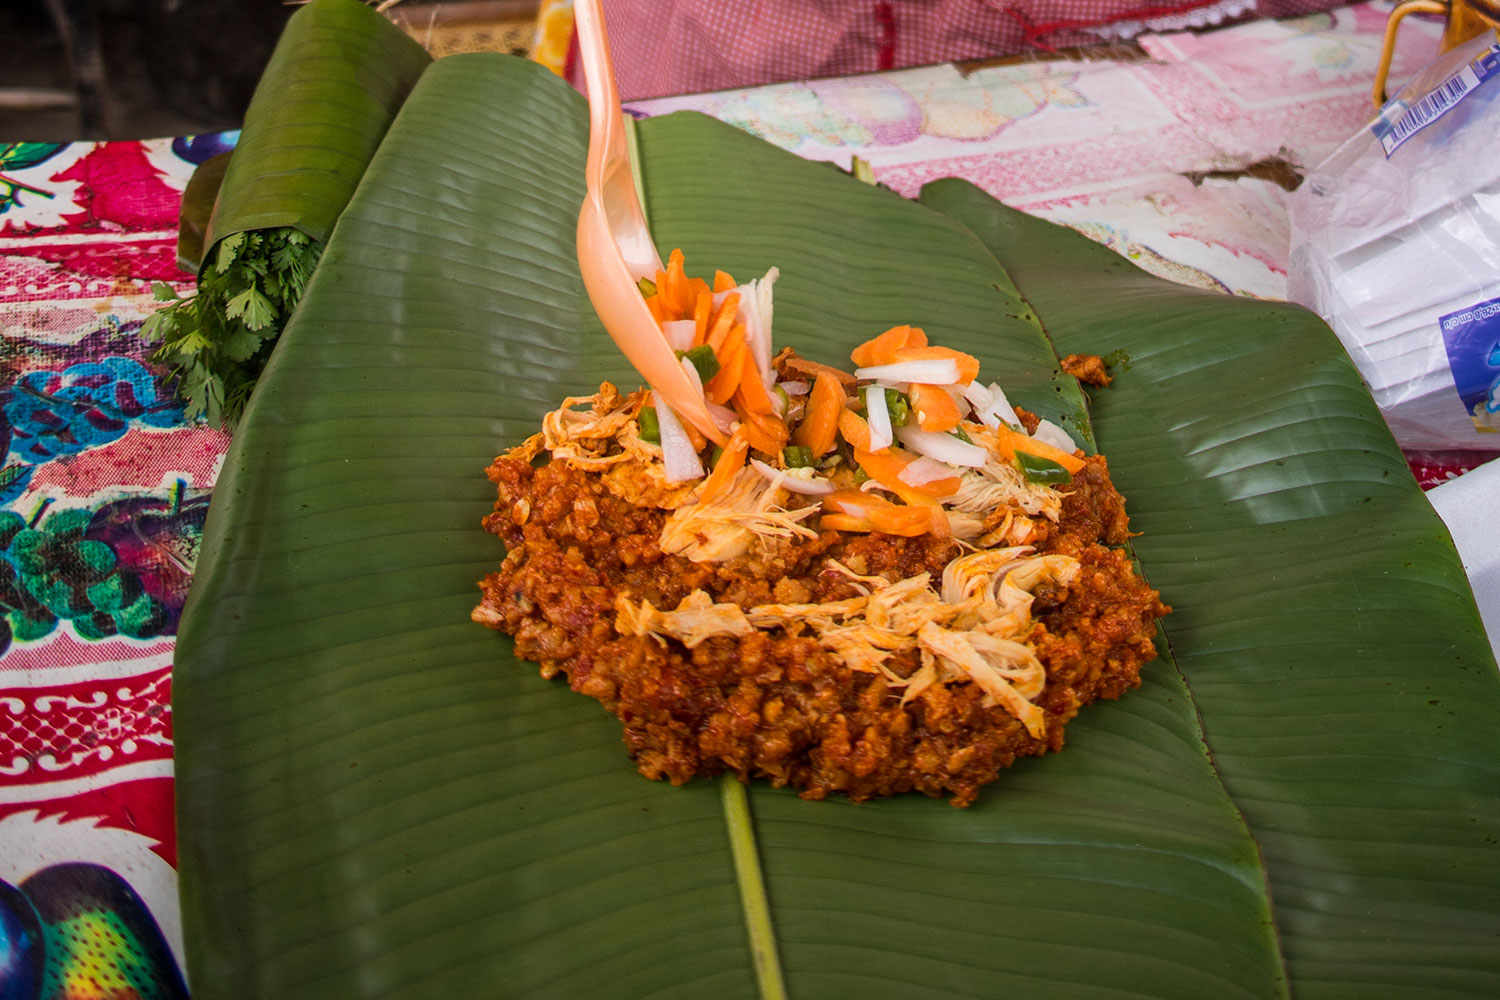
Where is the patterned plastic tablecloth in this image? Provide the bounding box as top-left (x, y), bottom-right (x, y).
top-left (0, 5), bottom-right (1470, 994)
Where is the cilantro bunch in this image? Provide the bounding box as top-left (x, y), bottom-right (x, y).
top-left (143, 227), bottom-right (322, 428)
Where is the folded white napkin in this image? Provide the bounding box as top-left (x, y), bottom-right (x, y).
top-left (1426, 457), bottom-right (1500, 666)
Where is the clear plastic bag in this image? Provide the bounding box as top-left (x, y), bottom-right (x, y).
top-left (1288, 31), bottom-right (1500, 452)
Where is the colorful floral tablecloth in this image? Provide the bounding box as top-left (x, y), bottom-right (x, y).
top-left (0, 5), bottom-right (1483, 995)
top-left (0, 135), bottom-right (233, 996)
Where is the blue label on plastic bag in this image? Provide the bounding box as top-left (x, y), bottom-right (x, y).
top-left (1373, 43), bottom-right (1500, 156)
top-left (1439, 296), bottom-right (1500, 434)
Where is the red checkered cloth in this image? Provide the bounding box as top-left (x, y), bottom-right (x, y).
top-left (580, 0), bottom-right (1356, 100)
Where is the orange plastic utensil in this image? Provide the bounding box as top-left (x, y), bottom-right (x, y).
top-left (574, 0), bottom-right (727, 445)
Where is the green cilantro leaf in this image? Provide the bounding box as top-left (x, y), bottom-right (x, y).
top-left (223, 326), bottom-right (267, 362)
top-left (224, 286), bottom-right (277, 330)
top-left (215, 232), bottom-right (246, 272)
top-left (144, 224), bottom-right (324, 428)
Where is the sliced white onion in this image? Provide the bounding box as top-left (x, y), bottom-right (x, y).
top-left (736, 293), bottom-right (762, 377)
top-left (865, 386), bottom-right (893, 451)
top-left (828, 495), bottom-right (871, 517)
top-left (894, 424), bottom-right (988, 468)
top-left (653, 390), bottom-right (704, 482)
top-left (778, 380), bottom-right (810, 396)
top-left (733, 267), bottom-right (778, 388)
top-left (854, 359), bottom-right (961, 384)
top-left (661, 319), bottom-right (696, 352)
top-left (975, 381), bottom-right (1022, 428)
top-left (750, 458), bottom-right (835, 495)
top-left (1032, 419), bottom-right (1077, 453)
top-left (898, 455), bottom-right (957, 487)
top-left (959, 380), bottom-right (993, 418)
top-left (753, 269), bottom-right (777, 379)
top-left (706, 400), bottom-right (738, 435)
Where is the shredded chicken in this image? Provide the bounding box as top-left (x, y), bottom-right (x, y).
top-left (616, 590), bottom-right (754, 648)
top-left (947, 453), bottom-right (1065, 521)
top-left (525, 382), bottom-right (705, 509)
top-left (614, 542), bottom-right (1078, 736)
top-left (659, 467), bottom-right (820, 562)
top-left (917, 623), bottom-right (1047, 738)
top-left (537, 383), bottom-right (643, 468)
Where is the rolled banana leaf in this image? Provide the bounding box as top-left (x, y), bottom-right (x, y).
top-left (175, 150), bottom-right (229, 274)
top-left (172, 52), bottom-right (1500, 1000)
top-left (177, 0), bottom-right (431, 273)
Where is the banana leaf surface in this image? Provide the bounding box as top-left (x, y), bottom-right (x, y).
top-left (183, 0), bottom-right (431, 273)
top-left (173, 53), bottom-right (1500, 1000)
top-left (918, 177), bottom-right (1500, 996)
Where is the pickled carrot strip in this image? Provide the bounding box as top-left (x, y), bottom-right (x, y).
top-left (699, 425), bottom-right (751, 503)
top-left (790, 371), bottom-right (844, 458)
top-left (908, 383), bottom-right (962, 432)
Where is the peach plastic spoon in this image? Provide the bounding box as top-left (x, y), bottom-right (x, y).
top-left (574, 0), bottom-right (726, 445)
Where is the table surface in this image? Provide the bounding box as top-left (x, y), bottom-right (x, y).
top-left (0, 2), bottom-right (1485, 989)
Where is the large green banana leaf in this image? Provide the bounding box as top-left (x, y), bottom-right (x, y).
top-left (183, 0), bottom-right (431, 272)
top-left (173, 53), bottom-right (1500, 1000)
top-left (918, 178), bottom-right (1500, 995)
